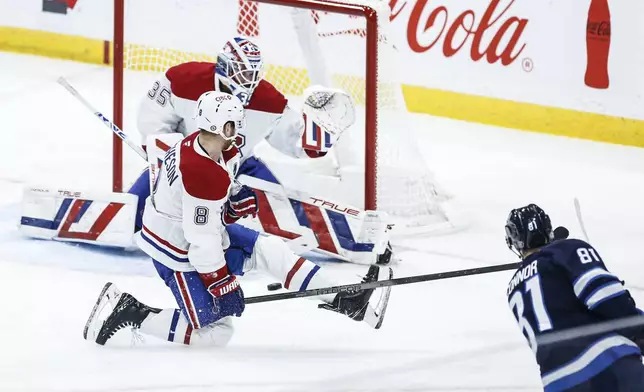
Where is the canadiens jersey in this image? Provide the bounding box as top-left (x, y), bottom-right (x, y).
top-left (507, 238), bottom-right (643, 391)
top-left (137, 61), bottom-right (309, 160)
top-left (136, 132), bottom-right (240, 274)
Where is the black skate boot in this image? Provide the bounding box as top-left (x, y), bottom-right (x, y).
top-left (84, 282), bottom-right (159, 345)
top-left (376, 242), bottom-right (393, 265)
top-left (318, 265), bottom-right (393, 329)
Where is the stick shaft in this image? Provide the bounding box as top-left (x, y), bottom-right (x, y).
top-left (538, 315), bottom-right (644, 347)
top-left (57, 77), bottom-right (148, 161)
top-left (574, 197), bottom-right (590, 242)
top-left (246, 262), bottom-right (521, 304)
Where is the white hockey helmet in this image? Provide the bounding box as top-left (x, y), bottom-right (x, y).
top-left (194, 91), bottom-right (245, 141)
top-left (215, 37), bottom-right (264, 106)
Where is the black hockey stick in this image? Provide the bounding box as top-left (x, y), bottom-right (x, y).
top-left (246, 262), bottom-right (521, 304)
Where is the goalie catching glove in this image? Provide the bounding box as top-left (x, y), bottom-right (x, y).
top-left (300, 86), bottom-right (356, 158)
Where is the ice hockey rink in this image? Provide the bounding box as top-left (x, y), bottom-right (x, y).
top-left (1, 51), bottom-right (644, 391)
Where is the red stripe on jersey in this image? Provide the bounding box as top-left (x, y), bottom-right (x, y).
top-left (165, 62), bottom-right (216, 101)
top-left (285, 258), bottom-right (306, 289)
top-left (245, 80), bottom-right (287, 114)
top-left (302, 203), bottom-right (338, 254)
top-left (254, 190), bottom-right (299, 240)
top-left (179, 133), bottom-right (230, 201)
top-left (142, 225), bottom-right (188, 254)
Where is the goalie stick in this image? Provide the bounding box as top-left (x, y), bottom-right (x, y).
top-left (57, 77), bottom-right (149, 161)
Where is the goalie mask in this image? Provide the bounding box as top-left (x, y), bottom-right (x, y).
top-left (505, 204), bottom-right (554, 257)
top-left (215, 37), bottom-right (264, 106)
top-left (194, 91), bottom-right (245, 141)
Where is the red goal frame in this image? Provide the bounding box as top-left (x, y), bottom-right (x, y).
top-left (112, 0), bottom-right (379, 211)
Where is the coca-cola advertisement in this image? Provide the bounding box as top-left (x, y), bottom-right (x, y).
top-left (390, 0), bottom-right (528, 67)
top-left (585, 0), bottom-right (611, 89)
top-left (2, 0), bottom-right (643, 121)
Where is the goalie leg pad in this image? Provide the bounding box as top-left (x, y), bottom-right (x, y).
top-left (248, 235), bottom-right (339, 303)
top-left (20, 186), bottom-right (137, 247)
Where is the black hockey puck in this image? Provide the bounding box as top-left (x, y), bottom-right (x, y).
top-left (554, 226), bottom-right (569, 240)
top-left (267, 282), bottom-right (282, 291)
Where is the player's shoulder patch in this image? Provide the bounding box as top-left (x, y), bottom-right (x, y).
top-left (179, 134), bottom-right (231, 201)
top-left (165, 62), bottom-right (216, 101)
top-left (246, 80), bottom-right (287, 114)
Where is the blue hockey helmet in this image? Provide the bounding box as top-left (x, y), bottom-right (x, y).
top-left (505, 204), bottom-right (554, 256)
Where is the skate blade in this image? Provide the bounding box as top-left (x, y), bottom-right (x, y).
top-left (83, 282), bottom-right (121, 342)
top-left (363, 267), bottom-right (393, 329)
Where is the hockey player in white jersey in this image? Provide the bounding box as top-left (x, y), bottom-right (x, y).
top-left (84, 92), bottom-right (392, 347)
top-left (127, 36), bottom-right (393, 266)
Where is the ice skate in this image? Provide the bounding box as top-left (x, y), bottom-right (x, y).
top-left (84, 282), bottom-right (159, 345)
top-left (319, 265), bottom-right (393, 329)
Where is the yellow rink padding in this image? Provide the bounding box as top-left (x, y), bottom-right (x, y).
top-left (403, 85), bottom-right (644, 148)
top-left (2, 26), bottom-right (643, 148)
top-left (0, 26), bottom-right (109, 65)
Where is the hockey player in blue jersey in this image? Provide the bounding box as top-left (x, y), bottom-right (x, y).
top-left (505, 204), bottom-right (644, 391)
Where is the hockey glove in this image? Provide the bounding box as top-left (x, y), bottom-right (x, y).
top-left (200, 266), bottom-right (245, 320)
top-left (222, 185), bottom-right (259, 225)
top-left (300, 86), bottom-right (355, 158)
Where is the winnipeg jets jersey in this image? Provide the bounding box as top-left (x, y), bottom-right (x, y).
top-left (136, 132), bottom-right (240, 274)
top-left (138, 61), bottom-right (308, 160)
top-left (507, 238), bottom-right (643, 391)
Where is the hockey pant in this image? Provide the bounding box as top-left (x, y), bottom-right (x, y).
top-left (128, 157), bottom-right (278, 231)
top-left (140, 223), bottom-right (342, 347)
top-left (564, 355), bottom-right (644, 392)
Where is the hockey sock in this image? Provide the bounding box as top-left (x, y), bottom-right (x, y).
top-left (139, 309), bottom-right (234, 347)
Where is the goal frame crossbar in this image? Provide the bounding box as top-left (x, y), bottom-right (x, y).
top-left (112, 0), bottom-right (380, 210)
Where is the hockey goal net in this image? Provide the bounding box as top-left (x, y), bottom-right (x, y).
top-left (114, 0), bottom-right (451, 230)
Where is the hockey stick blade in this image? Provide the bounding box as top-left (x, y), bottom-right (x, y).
top-left (246, 262), bottom-right (521, 304)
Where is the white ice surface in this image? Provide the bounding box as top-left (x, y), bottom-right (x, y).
top-left (1, 52), bottom-right (644, 391)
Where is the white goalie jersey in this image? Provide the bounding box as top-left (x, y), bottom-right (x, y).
top-left (138, 61), bottom-right (324, 160)
top-left (136, 132), bottom-right (240, 274)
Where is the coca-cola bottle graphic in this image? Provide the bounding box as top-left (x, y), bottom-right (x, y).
top-left (585, 0), bottom-right (611, 89)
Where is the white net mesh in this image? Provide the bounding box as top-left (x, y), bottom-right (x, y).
top-left (123, 0), bottom-right (451, 230)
